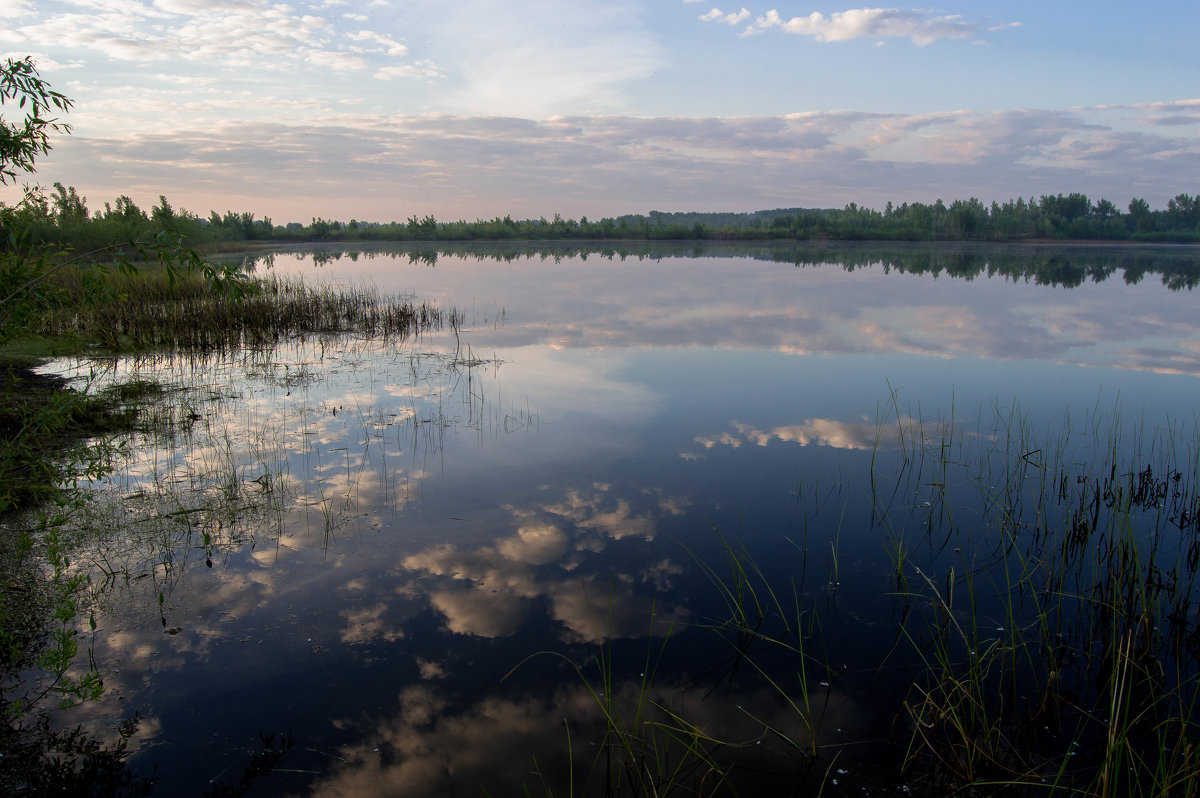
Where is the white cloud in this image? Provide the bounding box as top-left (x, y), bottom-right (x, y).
top-left (347, 29), bottom-right (408, 56)
top-left (8, 1), bottom-right (655, 119)
top-left (700, 7), bottom-right (750, 25)
top-left (305, 50), bottom-right (368, 72)
top-left (3, 0), bottom-right (431, 82)
top-left (375, 60), bottom-right (443, 81)
top-left (7, 101), bottom-right (1199, 222)
top-left (6, 11), bottom-right (175, 60)
top-left (1128, 99), bottom-right (1200, 112)
top-left (0, 0), bottom-right (35, 14)
top-left (153, 0), bottom-right (248, 12)
top-left (746, 7), bottom-right (1020, 46)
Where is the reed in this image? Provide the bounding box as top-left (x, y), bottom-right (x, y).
top-left (873, 400), bottom-right (1200, 794)
top-left (643, 397), bottom-right (1200, 795)
top-left (7, 267), bottom-right (461, 354)
top-left (508, 596), bottom-right (736, 797)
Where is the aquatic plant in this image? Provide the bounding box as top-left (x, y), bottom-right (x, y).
top-left (8, 267), bottom-right (460, 354)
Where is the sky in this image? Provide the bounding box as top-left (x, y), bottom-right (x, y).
top-left (1, 1), bottom-right (1198, 223)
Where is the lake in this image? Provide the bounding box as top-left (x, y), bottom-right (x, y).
top-left (44, 242), bottom-right (1200, 795)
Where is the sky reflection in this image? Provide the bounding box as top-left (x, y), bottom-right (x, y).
top-left (254, 244), bottom-right (1200, 380)
top-left (44, 244), bottom-right (1200, 794)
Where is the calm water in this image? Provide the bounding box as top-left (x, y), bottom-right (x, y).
top-left (46, 242), bottom-right (1200, 794)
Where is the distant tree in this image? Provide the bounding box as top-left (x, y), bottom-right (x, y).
top-left (151, 195), bottom-right (176, 229)
top-left (1127, 197), bottom-right (1152, 234)
top-left (50, 181), bottom-right (87, 222)
top-left (947, 197), bottom-right (987, 237)
top-left (1039, 193), bottom-right (1091, 233)
top-left (111, 195), bottom-right (146, 222)
top-left (1091, 198), bottom-right (1118, 220)
top-left (1166, 193), bottom-right (1199, 230)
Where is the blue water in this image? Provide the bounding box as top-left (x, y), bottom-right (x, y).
top-left (46, 242), bottom-right (1200, 795)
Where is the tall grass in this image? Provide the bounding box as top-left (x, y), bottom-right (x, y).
top-left (506, 596), bottom-right (737, 797)
top-left (866, 400), bottom-right (1200, 794)
top-left (660, 399), bottom-right (1200, 795)
top-left (11, 267), bottom-right (462, 353)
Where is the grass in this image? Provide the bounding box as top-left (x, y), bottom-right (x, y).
top-left (16, 345), bottom-right (1195, 796)
top-left (507, 595), bottom-right (739, 797)
top-left (0, 256), bottom-right (465, 792)
top-left (859, 400), bottom-right (1199, 794)
top-left (0, 363), bottom-right (141, 514)
top-left (603, 398), bottom-right (1200, 796)
top-left (3, 266), bottom-right (462, 355)
top-left (5, 248), bottom-right (1195, 794)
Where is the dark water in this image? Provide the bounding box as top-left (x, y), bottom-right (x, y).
top-left (47, 242), bottom-right (1200, 795)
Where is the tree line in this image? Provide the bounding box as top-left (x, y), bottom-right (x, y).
top-left (3, 184), bottom-right (1200, 252)
top-left (2, 55), bottom-right (1199, 250)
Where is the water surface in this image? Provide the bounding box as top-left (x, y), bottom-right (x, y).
top-left (49, 242), bottom-right (1200, 794)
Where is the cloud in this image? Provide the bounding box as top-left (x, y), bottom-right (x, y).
top-left (695, 432), bottom-right (742, 448)
top-left (340, 602), bottom-right (406, 643)
top-left (428, 588), bottom-right (529, 637)
top-left (694, 418), bottom-right (919, 452)
top-left (495, 522), bottom-right (568, 565)
top-left (346, 29), bottom-right (408, 56)
top-left (2, 0), bottom-right (440, 81)
top-left (700, 7), bottom-right (751, 25)
top-left (4, 12), bottom-right (176, 61)
top-left (374, 59), bottom-right (443, 81)
top-left (0, 51), bottom-right (79, 71)
top-left (0, 0), bottom-right (35, 14)
top-left (398, 488), bottom-right (687, 641)
top-left (306, 50), bottom-right (369, 72)
top-left (309, 679), bottom-right (875, 796)
top-left (744, 7), bottom-right (1020, 46)
top-left (7, 102), bottom-right (1199, 222)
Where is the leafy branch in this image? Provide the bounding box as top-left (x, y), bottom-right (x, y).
top-left (0, 57), bottom-right (73, 186)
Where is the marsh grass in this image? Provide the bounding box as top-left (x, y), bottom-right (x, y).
top-left (508, 597), bottom-right (739, 797)
top-left (631, 399), bottom-right (1200, 796)
top-left (864, 400), bottom-right (1200, 794)
top-left (9, 267), bottom-right (462, 354)
top-left (42, 334), bottom-right (509, 635)
top-left (0, 254), bottom-right (471, 791)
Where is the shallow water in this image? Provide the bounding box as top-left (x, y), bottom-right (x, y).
top-left (44, 242), bottom-right (1200, 794)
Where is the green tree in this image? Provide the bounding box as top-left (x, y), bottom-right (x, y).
top-left (947, 197), bottom-right (987, 237)
top-left (0, 57), bottom-right (73, 185)
top-left (1166, 193), bottom-right (1199, 230)
top-left (1091, 198), bottom-right (1118, 220)
top-left (1127, 197), bottom-right (1152, 234)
